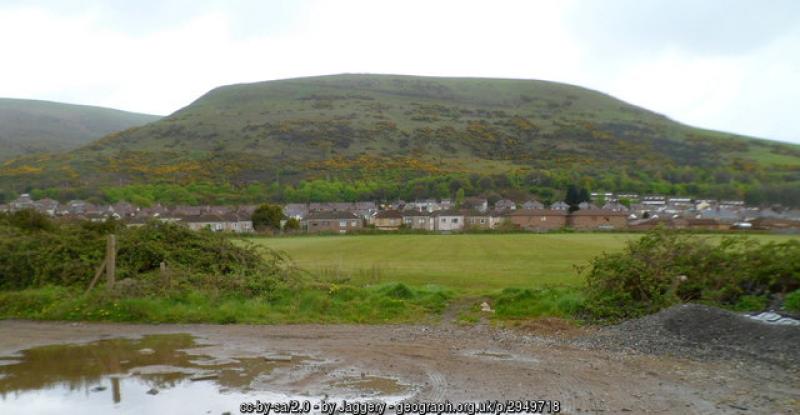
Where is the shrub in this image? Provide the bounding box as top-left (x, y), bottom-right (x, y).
top-left (0, 215), bottom-right (295, 296)
top-left (785, 290), bottom-right (800, 313)
top-left (581, 229), bottom-right (800, 321)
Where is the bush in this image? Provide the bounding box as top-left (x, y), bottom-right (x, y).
top-left (493, 287), bottom-right (584, 318)
top-left (581, 229), bottom-right (800, 321)
top-left (0, 214), bottom-right (294, 296)
top-left (785, 290), bottom-right (800, 313)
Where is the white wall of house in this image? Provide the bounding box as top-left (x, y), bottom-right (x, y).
top-left (435, 215), bottom-right (464, 232)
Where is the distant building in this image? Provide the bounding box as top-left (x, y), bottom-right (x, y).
top-left (550, 201), bottom-right (569, 211)
top-left (433, 209), bottom-right (464, 232)
top-left (493, 199), bottom-right (517, 213)
top-left (505, 209), bottom-right (567, 231)
top-left (462, 197), bottom-right (488, 213)
top-left (521, 200), bottom-right (544, 210)
top-left (463, 210), bottom-right (492, 230)
top-left (402, 211), bottom-right (435, 231)
top-left (10, 194), bottom-right (35, 211)
top-left (642, 195), bottom-right (667, 206)
top-left (303, 211), bottom-right (362, 234)
top-left (374, 210), bottom-right (404, 231)
top-left (567, 209), bottom-right (628, 230)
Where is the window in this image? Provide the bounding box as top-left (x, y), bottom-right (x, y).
top-left (339, 220), bottom-right (347, 227)
top-left (479, 218), bottom-right (485, 224)
top-left (451, 218), bottom-right (458, 223)
top-left (351, 220), bottom-right (358, 226)
top-left (441, 218), bottom-right (446, 223)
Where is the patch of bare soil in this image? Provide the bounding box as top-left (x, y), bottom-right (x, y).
top-left (0, 309), bottom-right (798, 414)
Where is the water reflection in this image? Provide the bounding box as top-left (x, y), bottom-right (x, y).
top-left (0, 334), bottom-right (412, 414)
top-left (0, 334), bottom-right (309, 414)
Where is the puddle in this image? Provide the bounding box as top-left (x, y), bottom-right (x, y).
top-left (330, 375), bottom-right (408, 397)
top-left (0, 334), bottom-right (368, 414)
top-left (464, 349), bottom-right (539, 364)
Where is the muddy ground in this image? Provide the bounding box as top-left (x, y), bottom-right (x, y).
top-left (0, 311), bottom-right (798, 415)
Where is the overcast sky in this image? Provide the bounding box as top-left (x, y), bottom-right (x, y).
top-left (2, 0), bottom-right (799, 143)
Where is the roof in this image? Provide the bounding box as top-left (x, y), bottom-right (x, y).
top-left (402, 210), bottom-right (431, 217)
top-left (304, 211), bottom-right (359, 220)
top-left (569, 209), bottom-right (628, 216)
top-left (686, 218), bottom-right (722, 226)
top-left (432, 209), bottom-right (465, 217)
top-left (461, 209), bottom-right (492, 217)
top-left (506, 209), bottom-right (567, 216)
top-left (375, 210), bottom-right (404, 219)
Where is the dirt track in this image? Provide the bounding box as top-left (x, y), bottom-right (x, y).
top-left (1, 318), bottom-right (798, 415)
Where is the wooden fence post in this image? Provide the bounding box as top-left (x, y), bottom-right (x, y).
top-left (106, 234), bottom-right (116, 290)
top-left (159, 261), bottom-right (169, 287)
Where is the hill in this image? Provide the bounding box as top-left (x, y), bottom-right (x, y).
top-left (0, 98), bottom-right (160, 159)
top-left (2, 74), bottom-right (799, 205)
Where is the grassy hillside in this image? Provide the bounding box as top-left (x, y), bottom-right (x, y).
top-left (2, 74), bottom-right (799, 205)
top-left (0, 98), bottom-right (160, 159)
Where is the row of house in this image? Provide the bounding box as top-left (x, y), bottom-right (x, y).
top-left (302, 208), bottom-right (630, 233)
top-left (4, 193), bottom-right (799, 234)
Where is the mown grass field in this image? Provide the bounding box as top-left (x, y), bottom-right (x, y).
top-left (251, 233), bottom-right (798, 293)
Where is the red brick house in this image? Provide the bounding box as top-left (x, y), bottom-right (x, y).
top-left (505, 209), bottom-right (567, 231)
top-left (567, 209), bottom-right (628, 230)
top-left (303, 211), bottom-right (362, 234)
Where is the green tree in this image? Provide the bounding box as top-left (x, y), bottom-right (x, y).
top-left (565, 184), bottom-right (589, 212)
top-left (455, 188), bottom-right (465, 208)
top-left (251, 204), bottom-right (284, 231)
top-left (284, 217), bottom-right (300, 231)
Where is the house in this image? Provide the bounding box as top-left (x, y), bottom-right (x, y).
top-left (521, 200), bottom-right (544, 210)
top-left (402, 211), bottom-right (435, 231)
top-left (10, 194), bottom-right (35, 211)
top-left (463, 210), bottom-right (493, 230)
top-left (549, 201), bottom-right (569, 211)
top-left (577, 202), bottom-right (599, 210)
top-left (602, 201), bottom-right (629, 212)
top-left (374, 210), bottom-right (404, 231)
top-left (284, 203), bottom-right (308, 219)
top-left (462, 197), bottom-right (488, 212)
top-left (433, 209), bottom-right (464, 232)
top-left (494, 199), bottom-right (517, 212)
top-left (642, 195), bottom-right (667, 206)
top-left (568, 209), bottom-right (628, 230)
top-left (409, 199), bottom-right (443, 213)
top-left (183, 213), bottom-right (253, 233)
top-left (667, 197), bottom-right (693, 207)
top-left (34, 198), bottom-right (59, 216)
top-left (352, 201), bottom-right (378, 219)
top-left (505, 209), bottom-right (567, 231)
top-left (303, 211), bottom-right (362, 234)
top-left (685, 218), bottom-right (729, 231)
top-left (109, 201), bottom-right (138, 218)
top-left (0, 204), bottom-right (9, 213)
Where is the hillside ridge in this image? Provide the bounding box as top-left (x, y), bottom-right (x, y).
top-left (1, 74), bottom-right (798, 206)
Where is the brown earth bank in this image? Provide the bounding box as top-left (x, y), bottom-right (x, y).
top-left (1, 309), bottom-right (798, 415)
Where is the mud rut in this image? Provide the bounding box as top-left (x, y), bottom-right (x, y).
top-left (0, 320), bottom-right (797, 414)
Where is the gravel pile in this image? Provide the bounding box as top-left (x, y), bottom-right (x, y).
top-left (574, 304), bottom-right (800, 367)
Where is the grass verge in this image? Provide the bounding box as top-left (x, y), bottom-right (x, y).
top-left (0, 283), bottom-right (452, 324)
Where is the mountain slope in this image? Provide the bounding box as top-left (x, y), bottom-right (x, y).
top-left (0, 98), bottom-right (161, 159)
top-left (2, 74), bottom-right (799, 205)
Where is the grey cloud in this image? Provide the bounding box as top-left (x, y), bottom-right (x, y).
top-left (568, 0), bottom-right (800, 56)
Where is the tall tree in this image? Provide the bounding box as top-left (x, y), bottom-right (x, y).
top-left (251, 204), bottom-right (285, 232)
top-left (565, 184), bottom-right (590, 212)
